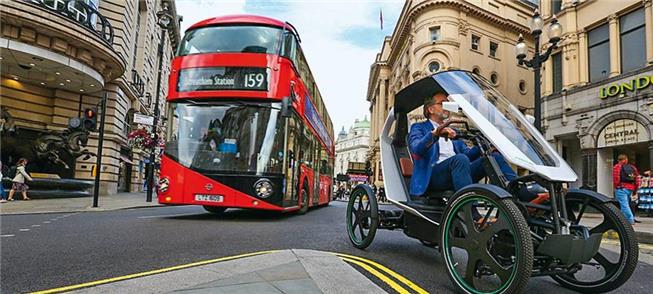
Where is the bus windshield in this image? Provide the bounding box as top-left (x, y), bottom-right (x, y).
top-left (177, 25), bottom-right (282, 55)
top-left (165, 102), bottom-right (285, 174)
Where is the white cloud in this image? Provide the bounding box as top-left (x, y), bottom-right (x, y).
top-left (176, 0), bottom-right (403, 133)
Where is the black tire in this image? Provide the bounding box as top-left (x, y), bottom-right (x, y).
top-left (440, 192), bottom-right (533, 294)
top-left (203, 206), bottom-right (227, 214)
top-left (551, 199), bottom-right (638, 293)
top-left (346, 185), bottom-right (379, 249)
top-left (298, 184), bottom-right (309, 215)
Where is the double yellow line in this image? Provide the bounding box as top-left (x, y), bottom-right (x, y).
top-left (30, 250), bottom-right (278, 294)
top-left (334, 253), bottom-right (428, 294)
top-left (31, 250), bottom-right (426, 294)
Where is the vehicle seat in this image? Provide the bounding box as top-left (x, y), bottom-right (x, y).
top-left (399, 157), bottom-right (413, 177)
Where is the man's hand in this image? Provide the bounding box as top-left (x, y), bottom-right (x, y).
top-left (432, 127), bottom-right (456, 139)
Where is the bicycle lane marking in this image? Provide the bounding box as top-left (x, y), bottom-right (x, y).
top-left (334, 252), bottom-right (429, 294)
top-left (29, 250), bottom-right (279, 294)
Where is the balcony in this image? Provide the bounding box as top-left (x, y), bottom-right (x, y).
top-left (0, 0), bottom-right (126, 84)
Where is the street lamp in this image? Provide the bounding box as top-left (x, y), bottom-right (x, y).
top-left (146, 4), bottom-right (174, 202)
top-left (515, 9), bottom-right (563, 133)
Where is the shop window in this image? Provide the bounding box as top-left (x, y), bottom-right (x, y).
top-left (471, 35), bottom-right (480, 51)
top-left (552, 52), bottom-right (563, 93)
top-left (429, 26), bottom-right (441, 42)
top-left (489, 41), bottom-right (498, 57)
top-left (588, 23), bottom-right (610, 82)
top-left (620, 8), bottom-right (646, 73)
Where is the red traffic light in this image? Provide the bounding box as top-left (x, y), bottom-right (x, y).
top-left (85, 108), bottom-right (96, 119)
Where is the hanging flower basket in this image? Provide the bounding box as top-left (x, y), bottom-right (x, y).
top-left (128, 128), bottom-right (156, 149)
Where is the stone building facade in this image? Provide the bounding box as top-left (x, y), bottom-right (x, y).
top-left (538, 0), bottom-right (653, 195)
top-left (335, 117), bottom-right (371, 179)
top-left (0, 0), bottom-right (181, 195)
top-left (366, 0), bottom-right (537, 185)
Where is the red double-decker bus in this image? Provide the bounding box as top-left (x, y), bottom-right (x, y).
top-left (158, 15), bottom-right (334, 214)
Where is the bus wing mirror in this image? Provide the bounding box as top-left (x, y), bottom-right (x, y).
top-left (281, 96), bottom-right (292, 118)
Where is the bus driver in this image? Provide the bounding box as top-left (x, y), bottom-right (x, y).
top-left (407, 93), bottom-right (517, 197)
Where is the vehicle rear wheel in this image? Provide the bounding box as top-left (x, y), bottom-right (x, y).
top-left (551, 199), bottom-right (638, 293)
top-left (298, 185), bottom-right (309, 215)
top-left (346, 185), bottom-right (378, 249)
top-left (203, 206), bottom-right (227, 215)
top-left (440, 192), bottom-right (533, 294)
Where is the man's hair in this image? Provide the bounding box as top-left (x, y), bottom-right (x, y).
top-left (423, 92), bottom-right (448, 118)
top-left (618, 154), bottom-right (628, 161)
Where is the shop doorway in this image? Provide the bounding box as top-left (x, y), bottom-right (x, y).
top-left (117, 148), bottom-right (133, 193)
top-left (596, 142), bottom-right (651, 196)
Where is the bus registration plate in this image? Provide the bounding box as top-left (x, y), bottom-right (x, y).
top-left (195, 194), bottom-right (224, 202)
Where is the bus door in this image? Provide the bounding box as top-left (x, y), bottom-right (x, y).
top-left (298, 125), bottom-right (315, 206)
top-left (284, 115), bottom-right (300, 207)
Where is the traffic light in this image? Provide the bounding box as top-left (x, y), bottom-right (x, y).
top-left (82, 108), bottom-right (98, 131)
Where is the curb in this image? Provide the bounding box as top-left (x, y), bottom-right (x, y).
top-left (603, 230), bottom-right (653, 245)
top-left (0, 204), bottom-right (164, 216)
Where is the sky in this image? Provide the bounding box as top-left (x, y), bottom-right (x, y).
top-left (175, 0), bottom-right (404, 134)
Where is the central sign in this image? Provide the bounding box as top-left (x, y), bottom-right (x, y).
top-left (597, 119), bottom-right (648, 148)
top-left (177, 67), bottom-right (268, 92)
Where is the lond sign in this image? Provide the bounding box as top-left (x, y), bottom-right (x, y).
top-left (599, 74), bottom-right (653, 99)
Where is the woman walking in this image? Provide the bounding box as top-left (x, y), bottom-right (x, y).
top-left (8, 158), bottom-right (33, 201)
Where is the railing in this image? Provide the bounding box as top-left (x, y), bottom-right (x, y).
top-left (130, 69), bottom-right (145, 97)
top-left (24, 0), bottom-right (114, 45)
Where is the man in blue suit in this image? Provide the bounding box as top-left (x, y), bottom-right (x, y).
top-left (408, 93), bottom-right (516, 196)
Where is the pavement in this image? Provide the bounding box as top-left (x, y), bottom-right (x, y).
top-left (0, 191), bottom-right (162, 215)
top-left (59, 249), bottom-right (386, 294)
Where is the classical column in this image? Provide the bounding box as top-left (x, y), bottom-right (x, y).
top-left (543, 57), bottom-right (553, 96)
top-left (578, 30), bottom-right (589, 84)
top-left (378, 79), bottom-right (387, 127)
top-left (644, 0), bottom-right (653, 64)
top-left (608, 14), bottom-right (620, 77)
top-left (581, 148), bottom-right (597, 191)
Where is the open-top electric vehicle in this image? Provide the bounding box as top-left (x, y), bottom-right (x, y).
top-left (346, 70), bottom-right (638, 293)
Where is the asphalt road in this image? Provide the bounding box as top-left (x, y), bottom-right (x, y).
top-left (1, 201), bottom-right (652, 293)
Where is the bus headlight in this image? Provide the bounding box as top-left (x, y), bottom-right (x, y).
top-left (254, 179), bottom-right (273, 198)
top-left (159, 177), bottom-right (170, 193)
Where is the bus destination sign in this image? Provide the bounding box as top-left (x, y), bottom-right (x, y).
top-left (178, 67), bottom-right (268, 92)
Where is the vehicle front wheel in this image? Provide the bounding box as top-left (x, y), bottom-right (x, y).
top-left (203, 206), bottom-right (227, 215)
top-left (551, 198), bottom-right (638, 293)
top-left (440, 192), bottom-right (533, 294)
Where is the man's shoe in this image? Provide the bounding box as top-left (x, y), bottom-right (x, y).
top-left (634, 219), bottom-right (642, 223)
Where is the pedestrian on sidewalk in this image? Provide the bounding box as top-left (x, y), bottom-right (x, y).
top-left (0, 161), bottom-right (7, 203)
top-left (613, 154), bottom-right (640, 225)
top-left (7, 158), bottom-right (33, 201)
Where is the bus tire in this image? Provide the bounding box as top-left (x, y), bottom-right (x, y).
top-left (203, 206), bottom-right (227, 215)
top-left (298, 184), bottom-right (309, 215)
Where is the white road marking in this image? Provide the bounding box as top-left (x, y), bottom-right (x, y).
top-left (43, 221), bottom-right (51, 224)
top-left (1, 234), bottom-right (15, 238)
top-left (19, 229), bottom-right (30, 232)
top-left (31, 225), bottom-right (41, 227)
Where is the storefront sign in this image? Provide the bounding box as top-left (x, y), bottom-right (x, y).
top-left (177, 67), bottom-right (268, 92)
top-left (133, 113), bottom-right (154, 126)
top-left (599, 74), bottom-right (653, 99)
top-left (597, 119), bottom-right (648, 148)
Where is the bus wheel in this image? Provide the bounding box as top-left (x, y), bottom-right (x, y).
top-left (298, 185), bottom-right (309, 215)
top-left (203, 206), bottom-right (227, 215)
top-left (346, 184), bottom-right (378, 249)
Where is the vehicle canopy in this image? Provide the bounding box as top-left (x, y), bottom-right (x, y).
top-left (390, 70), bottom-right (577, 183)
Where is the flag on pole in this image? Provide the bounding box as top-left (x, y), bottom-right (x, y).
top-left (380, 8), bottom-right (383, 30)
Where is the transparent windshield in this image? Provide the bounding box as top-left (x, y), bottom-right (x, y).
top-left (177, 25), bottom-right (282, 55)
top-left (434, 71), bottom-right (558, 167)
top-left (165, 102), bottom-right (285, 174)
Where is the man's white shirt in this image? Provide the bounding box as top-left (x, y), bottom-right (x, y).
top-left (430, 120), bottom-right (456, 163)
